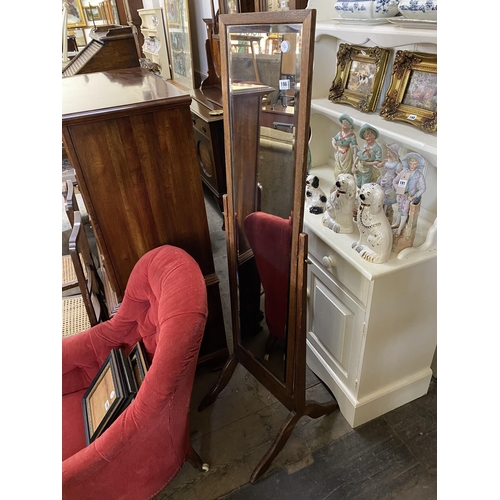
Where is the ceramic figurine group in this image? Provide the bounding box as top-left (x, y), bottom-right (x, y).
top-left (307, 113), bottom-right (427, 264)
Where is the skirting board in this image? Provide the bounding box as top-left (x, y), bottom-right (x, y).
top-left (306, 340), bottom-right (432, 428)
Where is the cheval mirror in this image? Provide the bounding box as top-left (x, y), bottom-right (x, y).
top-left (198, 9), bottom-right (338, 483)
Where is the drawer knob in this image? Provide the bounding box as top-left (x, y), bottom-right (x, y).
top-left (202, 126), bottom-right (207, 133)
top-left (322, 255), bottom-right (336, 269)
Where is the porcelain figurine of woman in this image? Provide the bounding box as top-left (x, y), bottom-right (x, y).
top-left (376, 143), bottom-right (403, 218)
top-left (332, 114), bottom-right (358, 180)
top-left (353, 124), bottom-right (382, 189)
top-left (392, 152), bottom-right (427, 236)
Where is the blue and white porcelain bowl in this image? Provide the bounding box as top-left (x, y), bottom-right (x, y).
top-left (334, 0), bottom-right (400, 20)
top-left (398, 0), bottom-right (437, 20)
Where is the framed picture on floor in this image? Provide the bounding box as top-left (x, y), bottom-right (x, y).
top-left (128, 342), bottom-right (150, 389)
top-left (380, 50), bottom-right (437, 133)
top-left (82, 349), bottom-right (137, 445)
top-left (328, 44), bottom-right (391, 113)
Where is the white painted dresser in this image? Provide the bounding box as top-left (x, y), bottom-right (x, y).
top-left (304, 6), bottom-right (437, 427)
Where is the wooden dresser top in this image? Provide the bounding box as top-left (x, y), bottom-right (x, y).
top-left (62, 68), bottom-right (192, 123)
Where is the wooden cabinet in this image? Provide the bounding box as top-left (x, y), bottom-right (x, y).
top-left (305, 16), bottom-right (437, 427)
top-left (190, 91), bottom-right (226, 213)
top-left (62, 68), bottom-right (228, 366)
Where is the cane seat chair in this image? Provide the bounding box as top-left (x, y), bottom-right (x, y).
top-left (62, 180), bottom-right (93, 292)
top-left (62, 210), bottom-right (108, 337)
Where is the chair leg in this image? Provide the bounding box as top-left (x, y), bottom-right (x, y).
top-left (186, 444), bottom-right (209, 472)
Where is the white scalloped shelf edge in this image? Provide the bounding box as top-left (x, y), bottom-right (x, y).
top-left (315, 19), bottom-right (437, 47)
top-left (311, 99), bottom-right (437, 166)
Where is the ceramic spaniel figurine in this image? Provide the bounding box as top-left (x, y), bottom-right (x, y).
top-left (321, 173), bottom-right (357, 233)
top-left (376, 143), bottom-right (403, 218)
top-left (305, 174), bottom-right (327, 215)
top-left (331, 114), bottom-right (358, 181)
top-left (391, 152), bottom-right (427, 237)
top-left (352, 183), bottom-right (393, 264)
top-left (353, 124), bottom-right (382, 189)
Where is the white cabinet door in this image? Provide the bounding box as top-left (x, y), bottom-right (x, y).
top-left (306, 256), bottom-right (366, 397)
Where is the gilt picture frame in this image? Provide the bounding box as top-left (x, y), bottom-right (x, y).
top-left (73, 27), bottom-right (87, 47)
top-left (65, 0), bottom-right (86, 28)
top-left (380, 50), bottom-right (437, 133)
top-left (165, 0), bottom-right (181, 27)
top-left (328, 44), bottom-right (391, 113)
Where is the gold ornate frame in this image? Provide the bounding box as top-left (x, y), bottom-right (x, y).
top-left (328, 44), bottom-right (391, 113)
top-left (380, 50), bottom-right (437, 133)
top-left (66, 0), bottom-right (86, 28)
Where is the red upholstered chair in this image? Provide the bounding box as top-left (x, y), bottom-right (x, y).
top-left (244, 212), bottom-right (292, 359)
top-left (62, 245), bottom-right (209, 499)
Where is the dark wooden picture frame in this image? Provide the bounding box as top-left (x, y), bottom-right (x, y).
top-left (380, 50), bottom-right (437, 133)
top-left (129, 342), bottom-right (150, 389)
top-left (82, 349), bottom-right (137, 445)
top-left (329, 44), bottom-right (391, 113)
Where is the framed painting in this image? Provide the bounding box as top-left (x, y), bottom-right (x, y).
top-left (82, 349), bottom-right (136, 445)
top-left (328, 44), bottom-right (391, 113)
top-left (128, 342), bottom-right (150, 389)
top-left (65, 0), bottom-right (86, 28)
top-left (380, 50), bottom-right (437, 133)
top-left (84, 5), bottom-right (103, 23)
top-left (73, 27), bottom-right (87, 47)
top-left (222, 0), bottom-right (239, 14)
top-left (165, 0), bottom-right (181, 27)
top-left (163, 0), bottom-right (195, 89)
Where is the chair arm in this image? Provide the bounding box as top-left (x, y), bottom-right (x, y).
top-left (62, 322), bottom-right (116, 395)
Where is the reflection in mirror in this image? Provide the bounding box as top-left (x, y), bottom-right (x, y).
top-left (226, 23), bottom-right (303, 383)
top-left (199, 11), bottom-right (338, 484)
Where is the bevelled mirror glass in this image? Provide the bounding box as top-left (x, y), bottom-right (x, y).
top-left (220, 10), bottom-right (315, 391)
top-left (200, 11), bottom-right (337, 483)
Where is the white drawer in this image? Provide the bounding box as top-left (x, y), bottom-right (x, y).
top-left (306, 227), bottom-right (371, 307)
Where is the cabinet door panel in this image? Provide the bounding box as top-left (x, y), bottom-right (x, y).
top-left (307, 258), bottom-right (365, 393)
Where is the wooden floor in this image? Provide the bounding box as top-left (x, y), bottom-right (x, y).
top-left (153, 186), bottom-right (437, 500)
top-left (62, 176), bottom-right (436, 499)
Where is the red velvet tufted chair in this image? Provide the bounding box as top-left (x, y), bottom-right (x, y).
top-left (62, 245), bottom-right (209, 499)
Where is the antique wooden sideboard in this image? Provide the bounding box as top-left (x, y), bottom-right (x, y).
top-left (62, 67), bottom-right (228, 366)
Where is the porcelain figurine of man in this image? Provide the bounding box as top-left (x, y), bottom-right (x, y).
top-left (353, 123), bottom-right (382, 189)
top-left (392, 152), bottom-right (427, 236)
top-left (331, 114), bottom-right (358, 180)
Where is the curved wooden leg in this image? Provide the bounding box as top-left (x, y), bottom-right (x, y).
top-left (303, 399), bottom-right (339, 419)
top-left (250, 398), bottom-right (339, 483)
top-left (250, 410), bottom-right (301, 484)
top-left (198, 353), bottom-right (239, 411)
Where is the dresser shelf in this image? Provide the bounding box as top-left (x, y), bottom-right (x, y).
top-left (304, 13), bottom-right (437, 427)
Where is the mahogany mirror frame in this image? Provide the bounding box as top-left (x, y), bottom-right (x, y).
top-left (198, 9), bottom-right (338, 483)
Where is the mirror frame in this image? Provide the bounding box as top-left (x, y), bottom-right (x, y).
top-left (199, 9), bottom-right (338, 483)
top-left (220, 9), bottom-right (315, 407)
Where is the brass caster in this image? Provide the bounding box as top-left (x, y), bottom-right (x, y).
top-left (264, 354), bottom-right (269, 361)
top-left (202, 463), bottom-right (210, 472)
